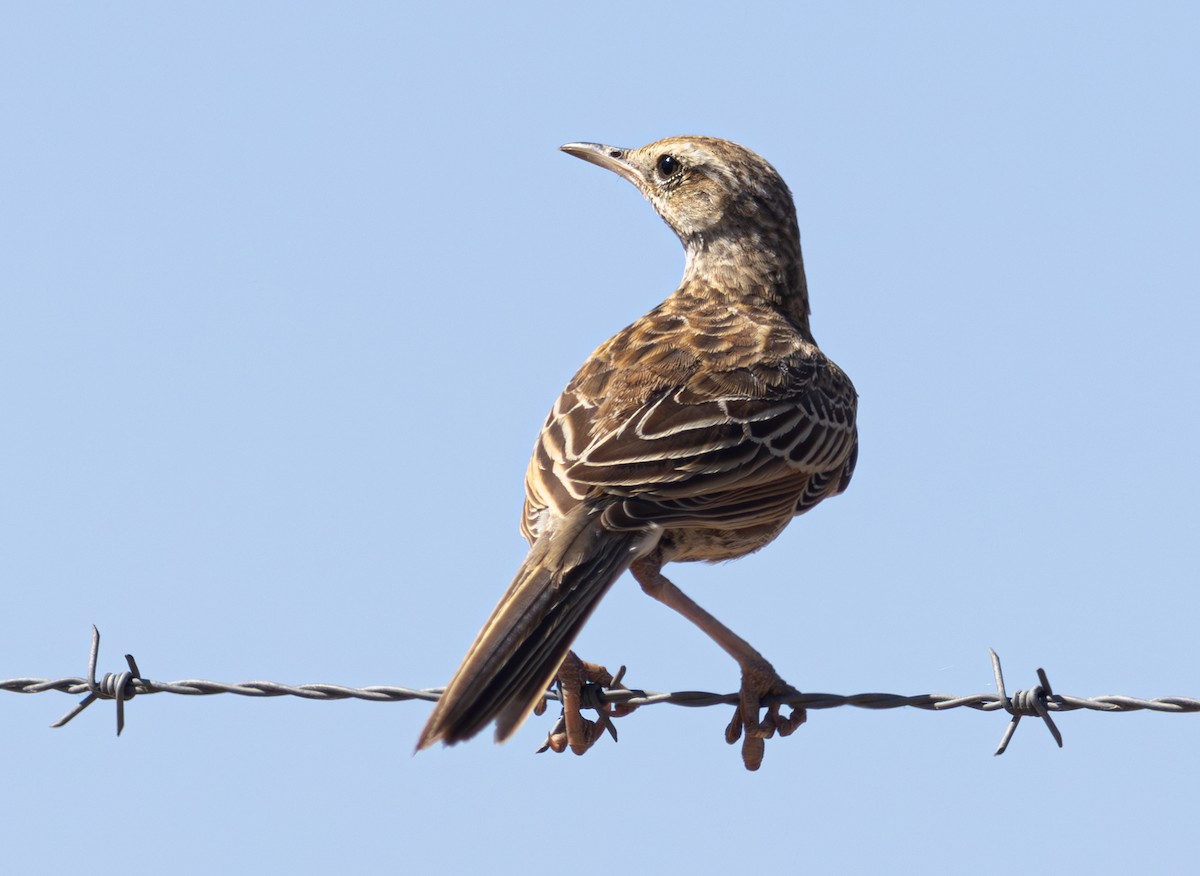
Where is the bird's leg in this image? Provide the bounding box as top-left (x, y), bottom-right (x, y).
top-left (630, 555), bottom-right (805, 771)
top-left (536, 651), bottom-right (632, 756)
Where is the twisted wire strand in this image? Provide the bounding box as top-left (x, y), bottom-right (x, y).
top-left (4, 629), bottom-right (1198, 754)
top-left (8, 677), bottom-right (1199, 713)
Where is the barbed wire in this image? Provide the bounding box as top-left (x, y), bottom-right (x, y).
top-left (5, 627), bottom-right (1198, 756)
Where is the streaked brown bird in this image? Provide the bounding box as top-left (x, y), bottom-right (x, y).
top-left (417, 136), bottom-right (858, 769)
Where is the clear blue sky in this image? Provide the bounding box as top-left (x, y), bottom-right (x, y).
top-left (3, 4), bottom-right (1198, 874)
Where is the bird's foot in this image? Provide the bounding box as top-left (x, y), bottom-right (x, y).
top-left (536, 651), bottom-right (637, 756)
top-left (723, 658), bottom-right (805, 771)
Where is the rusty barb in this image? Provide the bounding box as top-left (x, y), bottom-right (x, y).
top-left (4, 627), bottom-right (1197, 755)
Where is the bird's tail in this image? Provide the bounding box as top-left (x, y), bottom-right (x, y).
top-left (416, 502), bottom-right (651, 750)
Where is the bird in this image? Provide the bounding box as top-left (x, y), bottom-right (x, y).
top-left (416, 136), bottom-right (858, 770)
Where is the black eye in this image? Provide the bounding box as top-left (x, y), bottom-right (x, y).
top-left (656, 154), bottom-right (681, 177)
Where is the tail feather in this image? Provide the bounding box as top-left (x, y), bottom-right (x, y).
top-left (416, 503), bottom-right (650, 750)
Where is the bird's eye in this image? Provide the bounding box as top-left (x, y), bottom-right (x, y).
top-left (656, 154), bottom-right (681, 177)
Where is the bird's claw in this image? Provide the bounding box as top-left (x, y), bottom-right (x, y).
top-left (536, 651), bottom-right (637, 756)
top-left (536, 710), bottom-right (614, 754)
top-left (723, 660), bottom-right (806, 771)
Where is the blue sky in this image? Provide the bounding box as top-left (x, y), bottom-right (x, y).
top-left (3, 4), bottom-right (1198, 874)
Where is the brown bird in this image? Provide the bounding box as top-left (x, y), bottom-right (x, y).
top-left (417, 136), bottom-right (858, 769)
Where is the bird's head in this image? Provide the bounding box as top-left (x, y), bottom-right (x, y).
top-left (560, 136), bottom-right (799, 248)
top-left (560, 136), bottom-right (811, 331)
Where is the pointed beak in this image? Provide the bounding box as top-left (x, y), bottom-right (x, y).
top-left (560, 142), bottom-right (643, 188)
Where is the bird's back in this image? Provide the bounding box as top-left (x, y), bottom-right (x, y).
top-left (523, 278), bottom-right (857, 562)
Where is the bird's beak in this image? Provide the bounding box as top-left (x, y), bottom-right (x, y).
top-left (560, 142), bottom-right (643, 188)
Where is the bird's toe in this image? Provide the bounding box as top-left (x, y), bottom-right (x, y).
top-left (725, 661), bottom-right (806, 770)
top-left (536, 651), bottom-right (633, 756)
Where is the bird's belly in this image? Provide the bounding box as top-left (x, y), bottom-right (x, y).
top-left (660, 515), bottom-right (793, 564)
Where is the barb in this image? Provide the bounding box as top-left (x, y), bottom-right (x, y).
top-left (5, 628), bottom-right (1198, 754)
top-left (989, 648), bottom-right (1063, 756)
top-left (48, 626), bottom-right (141, 735)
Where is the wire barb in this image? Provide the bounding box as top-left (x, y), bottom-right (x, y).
top-left (49, 626), bottom-right (141, 736)
top-left (989, 648), bottom-right (1064, 756)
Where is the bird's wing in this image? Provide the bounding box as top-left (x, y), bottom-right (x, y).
top-left (526, 353), bottom-right (858, 534)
